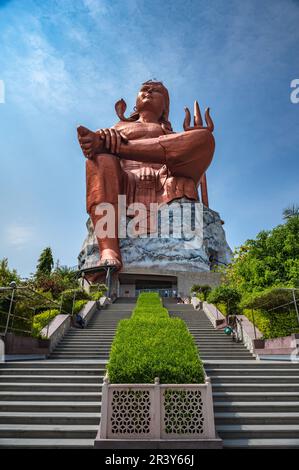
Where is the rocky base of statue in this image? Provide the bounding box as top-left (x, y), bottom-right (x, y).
top-left (78, 198), bottom-right (232, 273)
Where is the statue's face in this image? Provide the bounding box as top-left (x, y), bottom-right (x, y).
top-left (136, 83), bottom-right (165, 119)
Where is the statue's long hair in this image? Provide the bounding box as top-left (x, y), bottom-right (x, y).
top-left (115, 80), bottom-right (173, 134)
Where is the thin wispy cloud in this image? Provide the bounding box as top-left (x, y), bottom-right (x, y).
top-left (5, 224), bottom-right (35, 248)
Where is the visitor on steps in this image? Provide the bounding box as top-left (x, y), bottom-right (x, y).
top-left (75, 313), bottom-right (85, 329)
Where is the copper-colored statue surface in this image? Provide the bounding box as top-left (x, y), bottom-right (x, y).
top-left (77, 81), bottom-right (215, 270)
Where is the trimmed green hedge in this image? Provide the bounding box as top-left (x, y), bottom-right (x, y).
top-left (32, 309), bottom-right (59, 337)
top-left (107, 293), bottom-right (205, 384)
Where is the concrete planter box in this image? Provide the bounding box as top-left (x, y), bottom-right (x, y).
top-left (41, 301), bottom-right (98, 352)
top-left (4, 333), bottom-right (50, 356)
top-left (95, 376), bottom-right (222, 449)
top-left (253, 333), bottom-right (299, 357)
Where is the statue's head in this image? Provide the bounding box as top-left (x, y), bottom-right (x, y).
top-left (115, 80), bottom-right (172, 132)
top-left (132, 80), bottom-right (172, 132)
top-left (135, 80), bottom-right (170, 120)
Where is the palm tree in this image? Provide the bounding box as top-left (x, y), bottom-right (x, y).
top-left (283, 204), bottom-right (299, 220)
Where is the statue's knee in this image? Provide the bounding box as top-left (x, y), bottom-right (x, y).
top-left (94, 153), bottom-right (121, 173)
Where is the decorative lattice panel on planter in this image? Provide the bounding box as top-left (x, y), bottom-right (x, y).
top-left (101, 378), bottom-right (216, 440)
top-left (110, 390), bottom-right (151, 435)
top-left (162, 389), bottom-right (204, 437)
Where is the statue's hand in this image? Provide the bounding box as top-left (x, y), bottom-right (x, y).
top-left (77, 125), bottom-right (103, 159)
top-left (96, 128), bottom-right (128, 155)
top-left (183, 101), bottom-right (214, 133)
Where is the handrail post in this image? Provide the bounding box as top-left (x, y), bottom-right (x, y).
top-left (30, 308), bottom-right (35, 336)
top-left (293, 289), bottom-right (299, 325)
top-left (251, 308), bottom-right (257, 339)
top-left (4, 284), bottom-right (16, 337)
top-left (71, 290), bottom-right (77, 316)
top-left (60, 292), bottom-right (64, 314)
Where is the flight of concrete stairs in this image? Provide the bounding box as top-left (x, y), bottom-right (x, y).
top-left (0, 299), bottom-right (135, 448)
top-left (1, 297), bottom-right (299, 448)
top-left (165, 301), bottom-right (299, 449)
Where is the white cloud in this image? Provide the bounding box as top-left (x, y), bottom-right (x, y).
top-left (5, 224), bottom-right (35, 248)
top-left (3, 20), bottom-right (75, 113)
top-left (82, 0), bottom-right (108, 18)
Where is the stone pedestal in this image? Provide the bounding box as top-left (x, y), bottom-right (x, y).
top-left (78, 199), bottom-right (232, 297)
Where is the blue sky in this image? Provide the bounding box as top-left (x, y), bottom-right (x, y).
top-left (0, 0), bottom-right (298, 277)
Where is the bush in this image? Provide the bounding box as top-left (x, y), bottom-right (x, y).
top-left (207, 285), bottom-right (241, 315)
top-left (32, 309), bottom-right (59, 337)
top-left (243, 308), bottom-right (299, 339)
top-left (135, 292), bottom-right (162, 305)
top-left (59, 288), bottom-right (90, 314)
top-left (107, 293), bottom-right (205, 384)
top-left (191, 284), bottom-right (212, 301)
top-left (131, 306), bottom-right (169, 321)
top-left (72, 299), bottom-right (89, 315)
top-left (90, 291), bottom-right (105, 301)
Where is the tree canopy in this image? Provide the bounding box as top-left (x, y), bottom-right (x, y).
top-left (226, 216), bottom-right (299, 293)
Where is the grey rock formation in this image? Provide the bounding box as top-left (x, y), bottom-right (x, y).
top-left (78, 199), bottom-right (232, 272)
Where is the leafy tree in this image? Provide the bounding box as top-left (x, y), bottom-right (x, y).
top-left (207, 285), bottom-right (241, 315)
top-left (36, 247), bottom-right (54, 277)
top-left (34, 266), bottom-right (79, 298)
top-left (226, 216), bottom-right (299, 293)
top-left (190, 284), bottom-right (211, 301)
top-left (283, 204), bottom-right (299, 220)
top-left (0, 258), bottom-right (20, 286)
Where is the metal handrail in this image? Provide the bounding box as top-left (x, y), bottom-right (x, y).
top-left (0, 283), bottom-right (77, 338)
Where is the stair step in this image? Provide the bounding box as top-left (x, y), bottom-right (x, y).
top-left (211, 376), bottom-right (299, 383)
top-left (0, 362), bottom-right (105, 368)
top-left (217, 424), bottom-right (299, 439)
top-left (0, 375), bottom-right (104, 383)
top-left (0, 383), bottom-right (103, 392)
top-left (0, 412), bottom-right (101, 424)
top-left (0, 391), bottom-right (102, 401)
top-left (213, 392), bottom-right (299, 401)
top-left (0, 368), bottom-right (105, 376)
top-left (0, 438), bottom-right (94, 448)
top-left (0, 401), bottom-right (102, 412)
top-left (215, 412), bottom-right (299, 424)
top-left (212, 384), bottom-right (299, 392)
top-left (0, 424), bottom-right (98, 439)
top-left (223, 438), bottom-right (299, 448)
top-left (206, 368), bottom-right (299, 376)
top-left (214, 401), bottom-right (299, 412)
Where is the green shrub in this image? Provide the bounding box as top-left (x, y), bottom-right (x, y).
top-left (32, 309), bottom-right (59, 337)
top-left (90, 291), bottom-right (105, 301)
top-left (135, 292), bottom-right (162, 305)
top-left (243, 308), bottom-right (299, 339)
top-left (191, 284), bottom-right (211, 301)
top-left (207, 285), bottom-right (241, 315)
top-left (131, 306), bottom-right (169, 321)
top-left (59, 288), bottom-right (90, 314)
top-left (107, 293), bottom-right (205, 384)
top-left (72, 299), bottom-right (89, 315)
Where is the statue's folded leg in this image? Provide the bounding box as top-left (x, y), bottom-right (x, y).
top-left (158, 129), bottom-right (215, 185)
top-left (86, 153), bottom-right (125, 270)
top-left (119, 128), bottom-right (215, 187)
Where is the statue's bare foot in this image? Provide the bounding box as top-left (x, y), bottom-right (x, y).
top-left (99, 248), bottom-right (122, 269)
